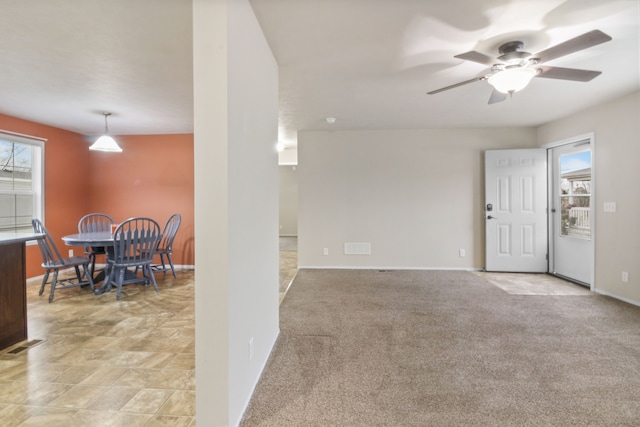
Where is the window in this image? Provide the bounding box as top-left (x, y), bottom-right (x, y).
top-left (0, 132), bottom-right (44, 233)
top-left (559, 150), bottom-right (591, 240)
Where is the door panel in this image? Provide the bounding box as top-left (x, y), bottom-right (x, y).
top-left (496, 176), bottom-right (510, 212)
top-left (497, 224), bottom-right (511, 256)
top-left (485, 149), bottom-right (547, 272)
top-left (522, 224), bottom-right (535, 255)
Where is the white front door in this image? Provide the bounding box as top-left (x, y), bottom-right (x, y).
top-left (549, 141), bottom-right (593, 285)
top-left (485, 149), bottom-right (547, 272)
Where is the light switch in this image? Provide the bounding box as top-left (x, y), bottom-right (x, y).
top-left (603, 202), bottom-right (617, 213)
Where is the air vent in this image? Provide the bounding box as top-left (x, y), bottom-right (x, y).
top-left (6, 339), bottom-right (44, 355)
top-left (344, 242), bottom-right (371, 255)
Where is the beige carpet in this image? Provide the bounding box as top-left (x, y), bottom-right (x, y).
top-left (241, 269), bottom-right (640, 426)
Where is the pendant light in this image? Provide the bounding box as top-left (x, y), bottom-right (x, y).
top-left (89, 112), bottom-right (122, 152)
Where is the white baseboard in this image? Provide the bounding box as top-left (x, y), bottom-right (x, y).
top-left (593, 288), bottom-right (640, 307)
top-left (296, 265), bottom-right (482, 271)
top-left (27, 264), bottom-right (195, 283)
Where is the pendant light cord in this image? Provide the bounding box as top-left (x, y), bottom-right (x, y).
top-left (104, 112), bottom-right (111, 135)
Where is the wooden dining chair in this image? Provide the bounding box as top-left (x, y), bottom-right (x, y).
top-left (108, 217), bottom-right (162, 300)
top-left (151, 213), bottom-right (182, 277)
top-left (78, 213), bottom-right (115, 278)
top-left (32, 219), bottom-right (95, 302)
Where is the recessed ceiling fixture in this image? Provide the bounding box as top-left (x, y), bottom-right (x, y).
top-left (89, 112), bottom-right (122, 152)
top-left (326, 117), bottom-right (336, 124)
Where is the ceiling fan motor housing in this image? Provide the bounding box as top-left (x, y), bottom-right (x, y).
top-left (497, 41), bottom-right (532, 63)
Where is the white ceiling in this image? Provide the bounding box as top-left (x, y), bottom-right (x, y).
top-left (1, 0), bottom-right (638, 147)
top-left (0, 0), bottom-right (193, 137)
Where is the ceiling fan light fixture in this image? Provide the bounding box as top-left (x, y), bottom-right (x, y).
top-left (89, 112), bottom-right (123, 152)
top-left (488, 68), bottom-right (537, 94)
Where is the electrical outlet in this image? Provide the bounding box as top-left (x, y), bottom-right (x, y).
top-left (323, 248), bottom-right (329, 256)
top-left (249, 337), bottom-right (254, 361)
top-left (622, 272), bottom-right (629, 283)
top-left (68, 249), bottom-right (74, 257)
top-left (459, 249), bottom-right (465, 257)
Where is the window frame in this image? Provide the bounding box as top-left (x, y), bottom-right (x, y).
top-left (0, 130), bottom-right (45, 241)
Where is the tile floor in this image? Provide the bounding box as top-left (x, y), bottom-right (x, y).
top-left (1, 240), bottom-right (298, 426)
top-left (475, 271), bottom-right (591, 295)
top-left (0, 269), bottom-right (196, 427)
top-left (279, 237), bottom-right (298, 303)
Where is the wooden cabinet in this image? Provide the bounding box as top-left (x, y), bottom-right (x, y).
top-left (0, 241), bottom-right (28, 350)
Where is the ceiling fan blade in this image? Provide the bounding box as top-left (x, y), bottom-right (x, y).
top-left (454, 51), bottom-right (495, 65)
top-left (534, 30), bottom-right (611, 63)
top-left (535, 66), bottom-right (602, 82)
top-left (427, 76), bottom-right (485, 95)
top-left (488, 89), bottom-right (508, 104)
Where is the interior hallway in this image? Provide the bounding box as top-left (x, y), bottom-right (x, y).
top-left (279, 236), bottom-right (298, 303)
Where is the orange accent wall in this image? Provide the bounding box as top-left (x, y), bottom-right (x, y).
top-left (0, 114), bottom-right (194, 278)
top-left (87, 134), bottom-right (194, 268)
top-left (1, 114), bottom-right (91, 277)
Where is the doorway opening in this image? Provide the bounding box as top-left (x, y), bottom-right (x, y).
top-left (279, 165), bottom-right (298, 302)
top-left (484, 141), bottom-right (595, 289)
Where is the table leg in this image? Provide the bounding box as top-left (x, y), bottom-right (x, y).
top-left (94, 267), bottom-right (112, 294)
top-left (94, 248), bottom-right (114, 295)
top-left (93, 270), bottom-right (106, 283)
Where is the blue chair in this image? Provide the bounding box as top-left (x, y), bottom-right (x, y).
top-left (32, 218), bottom-right (95, 302)
top-left (108, 217), bottom-right (162, 300)
top-left (78, 213), bottom-right (115, 279)
top-left (151, 213), bottom-right (182, 277)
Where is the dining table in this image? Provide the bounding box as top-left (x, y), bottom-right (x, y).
top-left (62, 231), bottom-right (114, 249)
top-left (62, 231), bottom-right (120, 295)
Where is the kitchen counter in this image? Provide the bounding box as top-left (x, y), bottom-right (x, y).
top-left (0, 232), bottom-right (43, 350)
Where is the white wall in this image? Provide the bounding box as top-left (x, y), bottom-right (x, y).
top-left (298, 128), bottom-right (537, 269)
top-left (537, 91), bottom-right (640, 305)
top-left (193, 0), bottom-right (279, 425)
top-left (278, 147), bottom-right (298, 165)
top-left (279, 165), bottom-right (298, 236)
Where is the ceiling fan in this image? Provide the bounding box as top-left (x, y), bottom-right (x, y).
top-left (427, 30), bottom-right (612, 104)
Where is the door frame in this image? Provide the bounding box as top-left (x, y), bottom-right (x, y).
top-left (543, 132), bottom-right (596, 291)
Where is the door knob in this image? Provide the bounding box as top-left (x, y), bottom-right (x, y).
top-left (487, 215), bottom-right (497, 220)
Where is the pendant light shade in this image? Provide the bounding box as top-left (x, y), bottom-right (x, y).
top-left (89, 112), bottom-right (122, 152)
top-left (488, 68), bottom-right (537, 94)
